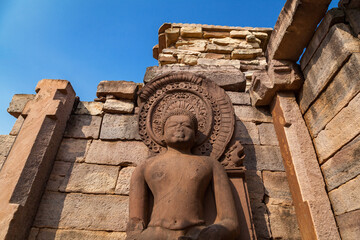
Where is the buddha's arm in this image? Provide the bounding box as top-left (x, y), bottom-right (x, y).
top-left (198, 160), bottom-right (239, 240)
top-left (127, 164), bottom-right (148, 234)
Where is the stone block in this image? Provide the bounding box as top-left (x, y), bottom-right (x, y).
top-left (258, 123), bottom-right (278, 146)
top-left (231, 49), bottom-right (262, 60)
top-left (96, 81), bottom-right (138, 100)
top-left (304, 53), bottom-right (360, 138)
top-left (34, 192), bottom-right (128, 232)
top-left (158, 53), bottom-right (178, 64)
top-left (245, 170), bottom-right (264, 203)
top-left (9, 115), bottom-right (24, 136)
top-left (299, 24), bottom-right (360, 113)
top-left (234, 105), bottom-right (272, 123)
top-left (182, 55), bottom-right (198, 66)
top-left (199, 53), bottom-right (228, 59)
top-left (249, 202), bottom-right (271, 239)
top-left (74, 101), bottom-right (103, 115)
top-left (314, 93), bottom-right (360, 163)
top-left (346, 8), bottom-right (360, 37)
top-left (336, 209), bottom-right (360, 240)
top-left (36, 229), bottom-right (126, 240)
top-left (7, 94), bottom-right (35, 118)
top-left (143, 65), bottom-right (246, 92)
top-left (165, 28), bottom-right (180, 45)
top-left (64, 115), bottom-right (102, 139)
top-left (115, 166), bottom-right (136, 195)
top-left (233, 121), bottom-right (260, 145)
top-left (226, 92), bottom-right (251, 105)
top-left (100, 114), bottom-right (141, 140)
top-left (59, 163), bottom-right (119, 194)
top-left (86, 140), bottom-right (149, 166)
top-left (197, 58), bottom-right (241, 68)
top-left (329, 175), bottom-right (360, 215)
top-left (243, 145), bottom-right (284, 171)
top-left (230, 30), bottom-right (252, 38)
top-left (177, 41), bottom-right (206, 52)
top-left (46, 161), bottom-right (72, 192)
top-left (0, 135), bottom-right (16, 169)
top-left (321, 135), bottom-right (360, 191)
top-left (28, 227), bottom-right (39, 240)
top-left (245, 34), bottom-right (260, 44)
top-left (203, 31), bottom-right (230, 38)
top-left (263, 171), bottom-right (292, 205)
top-left (267, 204), bottom-right (301, 239)
top-left (211, 37), bottom-right (243, 46)
top-left (206, 43), bottom-right (234, 54)
top-left (103, 99), bottom-right (134, 114)
top-left (56, 138), bottom-right (91, 162)
top-left (180, 26), bottom-right (202, 38)
top-left (252, 32), bottom-right (268, 40)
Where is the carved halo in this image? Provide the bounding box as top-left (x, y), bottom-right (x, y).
top-left (138, 73), bottom-right (235, 161)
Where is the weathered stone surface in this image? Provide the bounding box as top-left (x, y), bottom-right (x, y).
top-left (165, 28), bottom-right (180, 45)
top-left (266, 0), bottom-right (332, 61)
top-left (300, 8), bottom-right (345, 70)
top-left (339, 0), bottom-right (360, 8)
top-left (329, 175), bottom-right (360, 215)
top-left (162, 48), bottom-right (200, 57)
top-left (46, 161), bottom-right (72, 192)
top-left (230, 30), bottom-right (251, 38)
top-left (243, 145), bottom-right (284, 171)
top-left (252, 32), bottom-right (268, 40)
top-left (103, 99), bottom-right (134, 114)
top-left (211, 37), bottom-right (242, 45)
top-left (64, 115), bottom-right (102, 139)
top-left (36, 229), bottom-right (126, 240)
top-left (249, 202), bottom-right (271, 239)
top-left (0, 135), bottom-right (16, 169)
top-left (231, 49), bottom-right (262, 60)
top-left (96, 81), bottom-right (138, 100)
top-left (245, 170), bottom-right (264, 203)
top-left (56, 138), bottom-right (90, 162)
top-left (321, 135), bottom-right (360, 191)
top-left (59, 163), bottom-right (119, 194)
top-left (7, 94), bottom-right (35, 118)
top-left (336, 209), bottom-right (360, 240)
top-left (180, 26), bottom-right (202, 38)
top-left (267, 204), bottom-right (301, 239)
top-left (197, 58), bottom-right (241, 68)
top-left (74, 101), bottom-right (103, 115)
top-left (34, 192), bottom-right (128, 231)
top-left (271, 93), bottom-right (341, 240)
top-left (158, 53), bottom-right (177, 64)
top-left (143, 65), bottom-right (246, 92)
top-left (86, 140), bottom-right (149, 166)
top-left (28, 228), bottom-right (39, 240)
top-left (199, 53), bottom-right (228, 59)
top-left (9, 115), bottom-right (24, 136)
top-left (299, 24), bottom-right (360, 113)
top-left (0, 80), bottom-right (76, 240)
top-left (234, 105), bottom-right (272, 123)
top-left (182, 55), bottom-right (198, 65)
top-left (115, 167), bottom-right (135, 195)
top-left (304, 53), bottom-right (360, 138)
top-left (206, 43), bottom-right (234, 54)
top-left (100, 114), bottom-right (141, 140)
top-left (233, 121), bottom-right (260, 145)
top-left (203, 31), bottom-right (230, 38)
top-left (226, 92), bottom-right (251, 105)
top-left (245, 34), bottom-right (260, 44)
top-left (177, 41), bottom-right (206, 52)
top-left (314, 93), bottom-right (360, 163)
top-left (258, 123), bottom-right (278, 146)
top-left (263, 171), bottom-right (292, 205)
top-left (345, 8), bottom-right (360, 37)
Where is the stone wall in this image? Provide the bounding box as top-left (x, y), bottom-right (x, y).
top-left (298, 5), bottom-right (360, 240)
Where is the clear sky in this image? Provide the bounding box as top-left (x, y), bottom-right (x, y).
top-left (0, 0), bottom-right (338, 134)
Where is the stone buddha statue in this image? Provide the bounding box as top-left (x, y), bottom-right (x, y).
top-left (126, 108), bottom-right (239, 240)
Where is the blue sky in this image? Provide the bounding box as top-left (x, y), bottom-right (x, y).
top-left (0, 0), bottom-right (338, 134)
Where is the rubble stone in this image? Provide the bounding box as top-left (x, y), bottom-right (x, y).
top-left (86, 140), bottom-right (149, 166)
top-left (103, 99), bottom-right (134, 114)
top-left (115, 167), bottom-right (136, 195)
top-left (158, 53), bottom-right (177, 64)
top-left (74, 101), bottom-right (103, 115)
top-left (34, 192), bottom-right (129, 232)
top-left (7, 94), bottom-right (35, 118)
top-left (206, 43), bottom-right (233, 54)
top-left (64, 115), bottom-right (102, 139)
top-left (97, 81), bottom-right (138, 100)
top-left (182, 55), bottom-right (198, 65)
top-left (100, 114), bottom-right (141, 140)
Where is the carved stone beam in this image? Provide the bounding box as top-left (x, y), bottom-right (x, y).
top-left (271, 93), bottom-right (340, 240)
top-left (249, 60), bottom-right (303, 106)
top-left (0, 79), bottom-right (76, 240)
top-left (266, 0), bottom-right (332, 62)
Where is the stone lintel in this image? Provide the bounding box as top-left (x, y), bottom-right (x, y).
top-left (0, 79), bottom-right (76, 240)
top-left (270, 92), bottom-right (340, 240)
top-left (96, 80), bottom-right (138, 101)
top-left (249, 60), bottom-right (303, 106)
top-left (266, 0), bottom-right (332, 62)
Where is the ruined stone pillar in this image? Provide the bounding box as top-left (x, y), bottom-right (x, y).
top-left (0, 80), bottom-right (76, 240)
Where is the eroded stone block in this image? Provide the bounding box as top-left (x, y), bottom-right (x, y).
top-left (180, 26), bottom-right (202, 38)
top-left (231, 49), bottom-right (262, 60)
top-left (226, 92), bottom-right (251, 105)
top-left (258, 123), bottom-right (278, 146)
top-left (86, 140), bottom-right (149, 166)
top-left (7, 94), bottom-right (35, 118)
top-left (64, 115), bottom-right (102, 139)
top-left (103, 99), bottom-right (134, 114)
top-left (263, 171), bottom-right (292, 205)
top-left (59, 163), bottom-right (119, 194)
top-left (56, 138), bottom-right (91, 162)
top-left (100, 114), bottom-right (141, 140)
top-left (243, 145), bottom-right (284, 171)
top-left (34, 192), bottom-right (128, 231)
top-left (197, 58), bottom-right (241, 69)
top-left (74, 101), bottom-right (103, 115)
top-left (233, 121), bottom-right (260, 145)
top-left (97, 81), bottom-right (138, 100)
top-left (115, 167), bottom-right (136, 195)
top-left (234, 105), bottom-right (272, 123)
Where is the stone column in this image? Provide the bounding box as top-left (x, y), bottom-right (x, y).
top-left (0, 79), bottom-right (76, 240)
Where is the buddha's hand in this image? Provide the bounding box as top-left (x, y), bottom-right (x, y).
top-left (197, 225), bottom-right (224, 240)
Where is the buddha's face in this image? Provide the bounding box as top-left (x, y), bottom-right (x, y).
top-left (163, 114), bottom-right (196, 148)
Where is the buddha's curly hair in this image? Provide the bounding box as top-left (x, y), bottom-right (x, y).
top-left (161, 108), bottom-right (198, 134)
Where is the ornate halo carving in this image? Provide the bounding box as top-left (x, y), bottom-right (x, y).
top-left (138, 73), bottom-right (235, 160)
